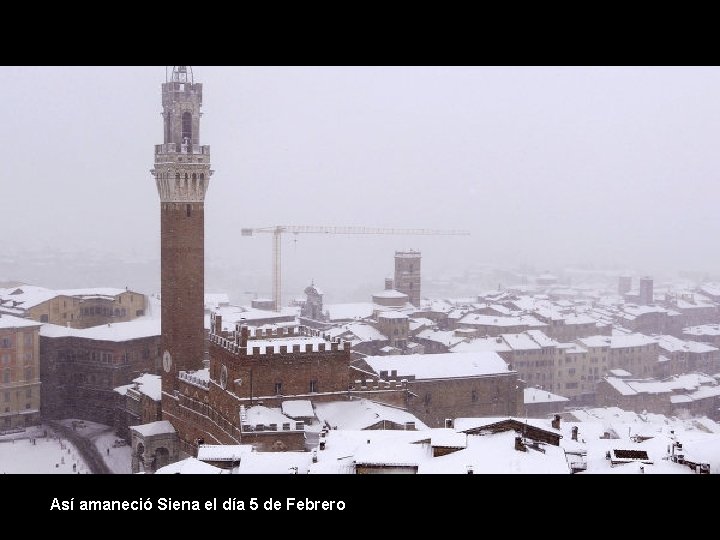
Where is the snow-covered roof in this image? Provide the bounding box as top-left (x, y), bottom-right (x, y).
top-left (197, 445), bottom-right (252, 461)
top-left (683, 324), bottom-right (720, 337)
top-left (281, 400), bottom-right (315, 419)
top-left (324, 303), bottom-right (375, 321)
top-left (373, 289), bottom-right (408, 299)
top-left (416, 328), bottom-right (466, 347)
top-left (378, 311), bottom-right (408, 320)
top-left (132, 420), bottom-right (176, 437)
top-left (0, 286), bottom-right (129, 309)
top-left (524, 387), bottom-right (569, 404)
top-left (578, 333), bottom-right (655, 350)
top-left (526, 329), bottom-right (559, 348)
top-left (243, 406), bottom-right (293, 427)
top-left (458, 314), bottom-right (545, 328)
top-left (325, 322), bottom-right (386, 343)
top-left (155, 457), bottom-right (223, 474)
top-left (501, 333), bottom-right (541, 351)
top-left (608, 369), bottom-right (632, 377)
top-left (115, 373), bottom-right (162, 401)
top-left (40, 318), bottom-right (160, 341)
top-left (363, 352), bottom-right (510, 380)
top-left (0, 314), bottom-right (41, 329)
top-left (314, 399), bottom-right (428, 431)
top-left (653, 335), bottom-right (717, 354)
top-left (450, 337), bottom-right (511, 354)
top-left (604, 373), bottom-right (719, 398)
top-left (208, 304), bottom-right (299, 330)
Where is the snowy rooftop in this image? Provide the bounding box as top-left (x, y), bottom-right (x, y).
top-left (132, 420), bottom-right (176, 437)
top-left (578, 333), bottom-right (656, 350)
top-left (0, 285), bottom-right (129, 309)
top-left (363, 352), bottom-right (510, 380)
top-left (501, 333), bottom-right (541, 351)
top-left (373, 289), bottom-right (408, 299)
top-left (524, 387), bottom-right (569, 404)
top-left (325, 322), bottom-right (386, 343)
top-left (526, 329), bottom-right (559, 348)
top-left (683, 324), bottom-right (720, 337)
top-left (281, 400), bottom-right (315, 419)
top-left (324, 303), bottom-right (375, 321)
top-left (653, 335), bottom-right (717, 354)
top-left (40, 318), bottom-right (160, 342)
top-left (416, 329), bottom-right (466, 347)
top-left (208, 304), bottom-right (299, 330)
top-left (0, 314), bottom-right (41, 329)
top-left (197, 445), bottom-right (252, 461)
top-left (243, 406), bottom-right (293, 427)
top-left (450, 337), bottom-right (511, 354)
top-left (314, 399), bottom-right (428, 431)
top-left (605, 373), bottom-right (720, 398)
top-left (458, 314), bottom-right (545, 327)
top-left (114, 373), bottom-right (162, 401)
top-left (155, 457), bottom-right (223, 474)
top-left (378, 311), bottom-right (408, 320)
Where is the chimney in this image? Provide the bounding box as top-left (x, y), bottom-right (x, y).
top-left (571, 426), bottom-right (578, 441)
top-left (515, 436), bottom-right (527, 452)
top-left (385, 278), bottom-right (393, 290)
top-left (551, 414), bottom-right (561, 430)
top-left (444, 419), bottom-right (454, 429)
top-left (214, 314), bottom-right (223, 335)
top-left (240, 325), bottom-right (249, 347)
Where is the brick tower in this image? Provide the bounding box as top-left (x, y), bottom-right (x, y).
top-left (151, 66), bottom-right (212, 399)
top-left (394, 250), bottom-right (421, 307)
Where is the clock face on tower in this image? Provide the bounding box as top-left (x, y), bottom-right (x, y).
top-left (163, 350), bottom-right (173, 373)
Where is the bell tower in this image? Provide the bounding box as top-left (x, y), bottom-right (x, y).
top-left (151, 66), bottom-right (213, 400)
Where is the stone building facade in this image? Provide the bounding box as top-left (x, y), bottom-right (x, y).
top-left (39, 321), bottom-right (161, 426)
top-left (0, 286), bottom-right (146, 328)
top-left (0, 314), bottom-right (42, 429)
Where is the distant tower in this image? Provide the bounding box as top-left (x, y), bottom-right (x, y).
top-left (618, 275), bottom-right (632, 296)
top-left (639, 276), bottom-right (654, 305)
top-left (394, 250), bottom-right (421, 307)
top-left (151, 67), bottom-right (213, 398)
top-left (301, 282), bottom-right (325, 321)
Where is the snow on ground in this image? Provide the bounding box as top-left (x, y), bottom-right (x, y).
top-left (0, 426), bottom-right (90, 474)
top-left (58, 419), bottom-right (132, 474)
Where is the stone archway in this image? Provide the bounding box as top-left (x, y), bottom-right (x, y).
top-left (154, 447), bottom-right (170, 471)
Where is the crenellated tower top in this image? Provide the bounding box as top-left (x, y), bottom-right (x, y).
top-left (151, 66), bottom-right (213, 203)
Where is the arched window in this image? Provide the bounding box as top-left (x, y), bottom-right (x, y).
top-left (182, 112), bottom-right (192, 143)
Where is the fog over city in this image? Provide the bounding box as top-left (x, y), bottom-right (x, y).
top-left (4, 66), bottom-right (720, 302)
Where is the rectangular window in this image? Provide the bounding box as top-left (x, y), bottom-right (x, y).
top-left (3, 391), bottom-right (9, 402)
top-left (274, 382), bottom-right (282, 395)
top-left (309, 379), bottom-right (318, 393)
top-left (24, 334), bottom-right (32, 347)
top-left (24, 367), bottom-right (32, 380)
top-left (1, 337), bottom-right (12, 348)
top-left (25, 388), bottom-right (31, 398)
top-left (186, 204), bottom-right (192, 217)
top-left (24, 352), bottom-right (32, 363)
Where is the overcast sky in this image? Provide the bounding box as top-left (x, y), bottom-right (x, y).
top-left (3, 66), bottom-right (720, 300)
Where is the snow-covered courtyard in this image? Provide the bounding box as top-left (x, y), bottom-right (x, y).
top-left (0, 426), bottom-right (89, 474)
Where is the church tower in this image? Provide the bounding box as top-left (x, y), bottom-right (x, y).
top-left (151, 66), bottom-right (212, 398)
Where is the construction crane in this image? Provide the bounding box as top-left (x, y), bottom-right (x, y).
top-left (240, 226), bottom-right (470, 311)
